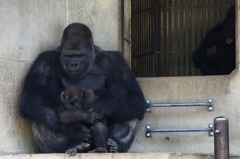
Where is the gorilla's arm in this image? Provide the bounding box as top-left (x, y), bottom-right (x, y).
top-left (95, 51), bottom-right (146, 123)
top-left (19, 51), bottom-right (61, 131)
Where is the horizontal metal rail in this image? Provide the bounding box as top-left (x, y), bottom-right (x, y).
top-left (145, 124), bottom-right (214, 138)
top-left (145, 117), bottom-right (229, 159)
top-left (146, 98), bottom-right (214, 112)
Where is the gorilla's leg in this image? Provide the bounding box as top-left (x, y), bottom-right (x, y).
top-left (32, 123), bottom-right (90, 154)
top-left (107, 119), bottom-right (140, 152)
top-left (88, 122), bottom-right (108, 153)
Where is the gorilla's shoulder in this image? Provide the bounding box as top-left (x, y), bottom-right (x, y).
top-left (94, 48), bottom-right (132, 78)
top-left (37, 51), bottom-right (60, 61)
top-left (95, 47), bottom-right (126, 65)
top-left (33, 51), bottom-right (60, 67)
top-left (29, 51), bottom-right (61, 76)
top-left (207, 23), bottom-right (224, 35)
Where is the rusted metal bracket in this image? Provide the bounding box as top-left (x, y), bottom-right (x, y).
top-left (146, 98), bottom-right (214, 112)
top-left (145, 124), bottom-right (214, 138)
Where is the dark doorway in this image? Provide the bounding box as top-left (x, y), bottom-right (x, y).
top-left (131, 0), bottom-right (235, 77)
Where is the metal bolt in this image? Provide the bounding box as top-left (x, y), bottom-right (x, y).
top-left (209, 107), bottom-right (213, 111)
top-left (147, 133), bottom-right (150, 137)
top-left (209, 124), bottom-right (213, 128)
top-left (210, 132), bottom-right (214, 136)
top-left (209, 99), bottom-right (212, 103)
top-left (146, 108), bottom-right (149, 111)
top-left (147, 126), bottom-right (150, 129)
top-left (215, 129), bottom-right (221, 134)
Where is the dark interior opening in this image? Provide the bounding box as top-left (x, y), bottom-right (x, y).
top-left (131, 0), bottom-right (235, 77)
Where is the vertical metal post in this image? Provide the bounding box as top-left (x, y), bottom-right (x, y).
top-left (214, 117), bottom-right (229, 159)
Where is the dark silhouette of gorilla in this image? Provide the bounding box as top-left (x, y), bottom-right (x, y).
top-left (59, 86), bottom-right (108, 153)
top-left (19, 23), bottom-right (146, 155)
top-left (192, 5), bottom-right (235, 75)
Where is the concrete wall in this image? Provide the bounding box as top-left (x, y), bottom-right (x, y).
top-left (67, 0), bottom-right (122, 51)
top-left (0, 0), bottom-right (67, 154)
top-left (0, 0), bottom-right (121, 154)
top-left (0, 0), bottom-right (240, 157)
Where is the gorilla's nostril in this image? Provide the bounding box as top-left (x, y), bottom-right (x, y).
top-left (70, 62), bottom-right (79, 68)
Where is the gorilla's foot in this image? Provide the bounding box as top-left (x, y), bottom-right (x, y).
top-left (66, 143), bottom-right (90, 155)
top-left (107, 138), bottom-right (118, 153)
top-left (96, 147), bottom-right (108, 152)
top-left (88, 147), bottom-right (107, 153)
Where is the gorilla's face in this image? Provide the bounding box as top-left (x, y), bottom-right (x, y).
top-left (60, 35), bottom-right (95, 80)
top-left (223, 5), bottom-right (235, 44)
top-left (63, 86), bottom-right (85, 108)
top-left (223, 19), bottom-right (235, 44)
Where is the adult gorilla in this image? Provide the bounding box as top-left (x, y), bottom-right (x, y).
top-left (19, 23), bottom-right (146, 154)
top-left (192, 5), bottom-right (235, 75)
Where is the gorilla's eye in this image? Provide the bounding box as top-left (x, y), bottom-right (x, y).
top-left (77, 54), bottom-right (85, 58)
top-left (64, 54), bottom-right (85, 58)
top-left (64, 54), bottom-right (72, 58)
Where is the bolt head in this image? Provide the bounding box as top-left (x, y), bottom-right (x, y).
top-left (215, 130), bottom-right (221, 134)
top-left (209, 107), bottom-right (213, 111)
top-left (147, 133), bottom-right (150, 137)
top-left (210, 132), bottom-right (214, 136)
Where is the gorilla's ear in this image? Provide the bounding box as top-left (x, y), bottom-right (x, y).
top-left (90, 38), bottom-right (95, 53)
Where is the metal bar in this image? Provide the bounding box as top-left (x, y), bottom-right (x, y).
top-left (146, 98), bottom-right (214, 112)
top-left (145, 124), bottom-right (214, 138)
top-left (214, 117), bottom-right (229, 159)
top-left (131, 7), bottom-right (155, 15)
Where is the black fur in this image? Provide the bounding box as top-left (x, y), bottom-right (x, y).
top-left (60, 87), bottom-right (108, 153)
top-left (19, 23), bottom-right (146, 154)
top-left (192, 5), bottom-right (235, 75)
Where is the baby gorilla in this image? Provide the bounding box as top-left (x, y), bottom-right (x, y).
top-left (60, 86), bottom-right (108, 153)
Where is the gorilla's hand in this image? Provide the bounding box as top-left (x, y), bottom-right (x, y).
top-left (97, 111), bottom-right (105, 120)
top-left (59, 110), bottom-right (77, 124)
top-left (75, 124), bottom-right (92, 142)
top-left (60, 92), bottom-right (69, 105)
top-left (83, 110), bottom-right (99, 124)
top-left (66, 143), bottom-right (90, 155)
top-left (58, 109), bottom-right (98, 125)
top-left (60, 92), bottom-right (78, 110)
top-left (60, 123), bottom-right (91, 142)
top-left (207, 45), bottom-right (217, 58)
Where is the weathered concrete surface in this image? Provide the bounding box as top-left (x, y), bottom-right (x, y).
top-left (0, 153), bottom-right (224, 159)
top-left (0, 153), bottom-right (239, 159)
top-left (0, 0), bottom-right (67, 154)
top-left (67, 0), bottom-right (122, 51)
top-left (0, 0), bottom-right (123, 155)
top-left (0, 0), bottom-right (122, 155)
